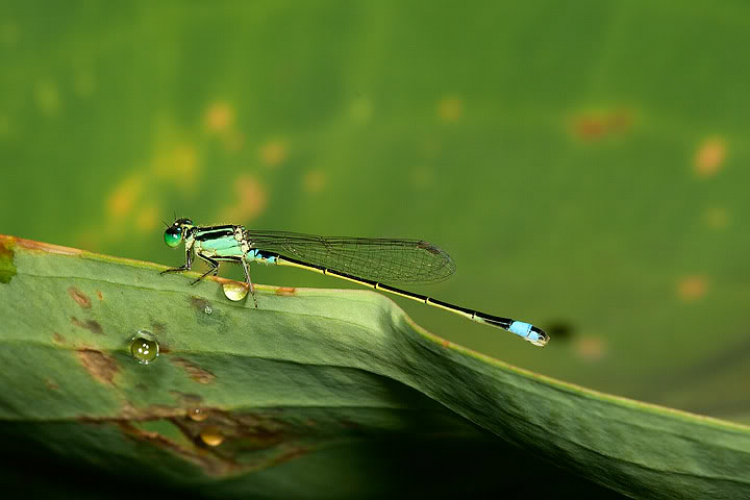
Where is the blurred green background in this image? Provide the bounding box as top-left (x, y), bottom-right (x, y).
top-left (1, 0), bottom-right (749, 423)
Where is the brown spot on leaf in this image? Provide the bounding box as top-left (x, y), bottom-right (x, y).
top-left (14, 237), bottom-right (81, 255)
top-left (172, 357), bottom-right (216, 384)
top-left (97, 290), bottom-right (103, 300)
top-left (71, 316), bottom-right (103, 334)
top-left (77, 349), bottom-right (118, 384)
top-left (118, 402), bottom-right (181, 420)
top-left (46, 378), bottom-right (59, 390)
top-left (68, 286), bottom-right (92, 308)
top-left (274, 287), bottom-right (297, 296)
top-left (90, 406), bottom-right (312, 477)
top-left (0, 239), bottom-right (15, 256)
top-left (152, 321), bottom-right (167, 335)
top-left (241, 430), bottom-right (284, 450)
top-left (171, 392), bottom-right (204, 406)
top-left (274, 446), bottom-right (310, 464)
top-left (117, 421), bottom-right (233, 476)
top-left (52, 332), bottom-right (66, 344)
top-left (190, 296), bottom-right (210, 311)
top-left (237, 412), bottom-right (277, 429)
top-left (0, 238), bottom-right (17, 284)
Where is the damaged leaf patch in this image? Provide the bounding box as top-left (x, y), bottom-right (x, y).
top-left (77, 349), bottom-right (118, 384)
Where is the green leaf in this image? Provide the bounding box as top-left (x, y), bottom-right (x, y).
top-left (0, 234), bottom-right (748, 499)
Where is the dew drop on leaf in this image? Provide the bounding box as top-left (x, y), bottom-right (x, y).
top-left (200, 426), bottom-right (224, 446)
top-left (222, 281), bottom-right (249, 301)
top-left (188, 407), bottom-right (209, 422)
top-left (130, 329), bottom-right (159, 365)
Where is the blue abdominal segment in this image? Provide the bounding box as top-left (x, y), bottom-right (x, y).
top-left (247, 249), bottom-right (277, 265)
top-left (509, 321), bottom-right (533, 340)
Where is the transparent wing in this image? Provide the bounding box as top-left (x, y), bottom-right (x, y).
top-left (244, 229), bottom-right (456, 284)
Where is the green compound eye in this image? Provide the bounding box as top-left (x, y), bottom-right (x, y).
top-left (164, 226), bottom-right (183, 248)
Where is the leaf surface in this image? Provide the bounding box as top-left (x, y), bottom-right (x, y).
top-left (0, 234), bottom-right (748, 499)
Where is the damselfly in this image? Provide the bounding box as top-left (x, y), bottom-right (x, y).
top-left (161, 218), bottom-right (549, 346)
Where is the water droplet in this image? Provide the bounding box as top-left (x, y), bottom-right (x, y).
top-left (130, 330), bottom-right (159, 365)
top-left (204, 304), bottom-right (213, 315)
top-left (223, 281), bottom-right (249, 301)
top-left (200, 426), bottom-right (224, 446)
top-left (188, 407), bottom-right (209, 422)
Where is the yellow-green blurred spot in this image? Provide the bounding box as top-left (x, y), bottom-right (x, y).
top-left (35, 81), bottom-right (61, 116)
top-left (130, 329), bottom-right (160, 365)
top-left (703, 207), bottom-right (729, 230)
top-left (573, 336), bottom-right (607, 361)
top-left (438, 96), bottom-right (463, 122)
top-left (350, 97), bottom-right (372, 122)
top-left (205, 101), bottom-right (234, 133)
top-left (200, 426), bottom-right (224, 447)
top-left (135, 204), bottom-right (160, 234)
top-left (694, 137), bottom-right (726, 178)
top-left (218, 175), bottom-right (268, 222)
top-left (677, 276), bottom-right (708, 302)
top-left (152, 143), bottom-right (200, 193)
top-left (259, 139), bottom-right (288, 167)
top-left (302, 170), bottom-right (326, 194)
top-left (107, 173), bottom-right (145, 218)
